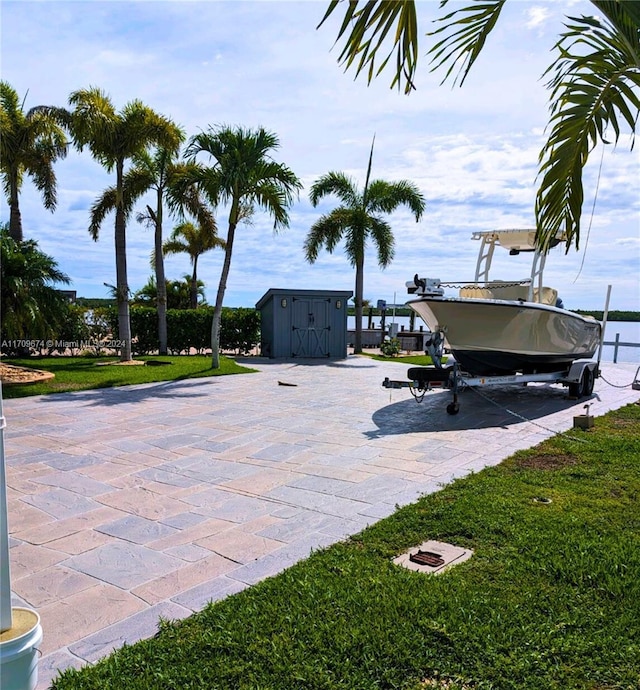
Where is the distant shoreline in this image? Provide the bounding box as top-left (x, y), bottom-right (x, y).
top-left (75, 298), bottom-right (640, 322)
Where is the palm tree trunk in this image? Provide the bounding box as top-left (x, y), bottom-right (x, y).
top-left (115, 160), bottom-right (132, 362)
top-left (354, 258), bottom-right (364, 354)
top-left (190, 256), bottom-right (199, 310)
top-left (153, 198), bottom-right (168, 355)
top-left (211, 215), bottom-right (237, 369)
top-left (8, 171), bottom-right (23, 243)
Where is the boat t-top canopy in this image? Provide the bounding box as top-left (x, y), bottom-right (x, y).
top-left (472, 229), bottom-right (539, 252)
top-left (472, 229), bottom-right (566, 301)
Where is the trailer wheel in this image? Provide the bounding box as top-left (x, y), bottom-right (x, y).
top-left (582, 366), bottom-right (595, 396)
top-left (568, 379), bottom-right (583, 398)
top-left (446, 402), bottom-right (460, 415)
top-left (569, 367), bottom-right (594, 398)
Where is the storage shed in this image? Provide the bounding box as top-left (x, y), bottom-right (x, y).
top-left (256, 289), bottom-right (353, 359)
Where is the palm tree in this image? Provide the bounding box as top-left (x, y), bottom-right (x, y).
top-left (183, 125), bottom-right (302, 368)
top-left (133, 274), bottom-right (207, 310)
top-left (92, 144), bottom-right (214, 355)
top-left (1, 225), bottom-right (71, 349)
top-left (304, 141), bottom-right (425, 354)
top-left (68, 87), bottom-right (182, 361)
top-left (318, 1), bottom-right (640, 251)
top-left (129, 145), bottom-right (183, 355)
top-left (138, 156), bottom-right (219, 333)
top-left (163, 220), bottom-right (225, 309)
top-left (0, 81), bottom-right (69, 242)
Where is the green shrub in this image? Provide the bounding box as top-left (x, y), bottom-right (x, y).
top-left (167, 308), bottom-right (213, 353)
top-left (104, 306), bottom-right (261, 355)
top-left (219, 307), bottom-right (260, 354)
top-left (380, 337), bottom-right (402, 357)
top-left (47, 305), bottom-right (92, 354)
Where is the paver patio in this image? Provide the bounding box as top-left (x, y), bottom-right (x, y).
top-left (4, 356), bottom-right (639, 689)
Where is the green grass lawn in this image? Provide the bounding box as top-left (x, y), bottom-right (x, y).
top-left (51, 403), bottom-right (640, 690)
top-left (2, 355), bottom-right (257, 398)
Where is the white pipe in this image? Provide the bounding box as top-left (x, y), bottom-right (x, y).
top-left (0, 381), bottom-right (12, 632)
top-left (392, 292), bottom-right (396, 328)
top-left (596, 284), bottom-right (612, 375)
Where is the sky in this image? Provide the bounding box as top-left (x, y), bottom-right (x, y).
top-left (1, 0), bottom-right (639, 311)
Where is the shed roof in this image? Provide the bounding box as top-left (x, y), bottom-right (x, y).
top-left (256, 288), bottom-right (353, 310)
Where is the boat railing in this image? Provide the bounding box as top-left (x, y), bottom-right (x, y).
top-left (457, 281), bottom-right (556, 304)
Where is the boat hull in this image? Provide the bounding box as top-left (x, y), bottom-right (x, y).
top-left (408, 297), bottom-right (601, 375)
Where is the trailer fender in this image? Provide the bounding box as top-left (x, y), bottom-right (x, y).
top-left (564, 361), bottom-right (598, 384)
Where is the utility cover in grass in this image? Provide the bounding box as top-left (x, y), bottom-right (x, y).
top-left (394, 539), bottom-right (473, 575)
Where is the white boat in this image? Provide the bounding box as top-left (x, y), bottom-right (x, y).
top-left (406, 229), bottom-right (602, 376)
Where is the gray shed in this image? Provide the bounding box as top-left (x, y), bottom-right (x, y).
top-left (256, 289), bottom-right (353, 359)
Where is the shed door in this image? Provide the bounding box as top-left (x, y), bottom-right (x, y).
top-left (291, 298), bottom-right (330, 357)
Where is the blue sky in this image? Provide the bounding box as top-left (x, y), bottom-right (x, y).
top-left (1, 0), bottom-right (639, 311)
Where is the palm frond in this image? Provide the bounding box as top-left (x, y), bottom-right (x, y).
top-left (137, 204), bottom-right (157, 230)
top-left (592, 0), bottom-right (640, 37)
top-left (318, 0), bottom-right (419, 93)
top-left (365, 179), bottom-right (426, 218)
top-left (162, 238), bottom-right (190, 257)
top-left (362, 134), bottom-right (376, 204)
top-left (536, 11), bottom-right (640, 251)
top-left (368, 216), bottom-right (395, 267)
top-left (249, 162), bottom-right (302, 230)
top-left (304, 209), bottom-right (352, 263)
top-left (26, 153), bottom-right (58, 211)
top-left (68, 86), bottom-right (118, 157)
top-left (343, 211), bottom-right (369, 267)
top-left (309, 172), bottom-right (360, 208)
top-left (428, 0), bottom-right (506, 86)
top-left (122, 166), bottom-right (157, 203)
top-left (89, 187), bottom-right (118, 240)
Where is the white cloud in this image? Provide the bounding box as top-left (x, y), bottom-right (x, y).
top-left (526, 6), bottom-right (551, 28)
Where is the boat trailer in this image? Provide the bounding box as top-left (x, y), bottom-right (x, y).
top-left (382, 360), bottom-right (599, 415)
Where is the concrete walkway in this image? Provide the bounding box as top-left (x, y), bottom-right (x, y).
top-left (5, 356), bottom-right (639, 689)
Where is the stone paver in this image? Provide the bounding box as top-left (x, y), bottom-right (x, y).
top-left (4, 356), bottom-right (638, 689)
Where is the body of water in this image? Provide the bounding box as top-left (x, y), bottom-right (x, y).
top-left (348, 316), bottom-right (640, 364)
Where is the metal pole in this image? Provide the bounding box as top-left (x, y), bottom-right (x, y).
top-left (0, 381), bottom-right (13, 632)
top-left (596, 284), bottom-right (612, 375)
top-left (613, 333), bottom-right (620, 364)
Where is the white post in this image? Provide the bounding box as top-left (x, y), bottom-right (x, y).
top-left (596, 284), bottom-right (612, 375)
top-left (0, 381), bottom-right (12, 632)
top-left (392, 292), bottom-right (397, 329)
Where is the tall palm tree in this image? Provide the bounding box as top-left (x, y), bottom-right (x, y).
top-left (68, 87), bottom-right (182, 361)
top-left (92, 143), bottom-right (214, 354)
top-left (304, 141), bottom-right (425, 354)
top-left (129, 145), bottom-right (183, 355)
top-left (163, 220), bottom-right (225, 309)
top-left (319, 1), bottom-right (640, 251)
top-left (0, 81), bottom-right (69, 242)
top-left (183, 125), bottom-right (302, 368)
top-left (1, 225), bottom-right (70, 347)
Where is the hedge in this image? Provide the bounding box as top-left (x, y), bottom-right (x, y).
top-left (102, 306), bottom-right (261, 355)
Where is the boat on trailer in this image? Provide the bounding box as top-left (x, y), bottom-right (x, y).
top-left (382, 229), bottom-right (604, 414)
top-left (406, 229), bottom-right (601, 376)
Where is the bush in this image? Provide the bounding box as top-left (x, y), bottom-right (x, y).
top-left (104, 306), bottom-right (261, 355)
top-left (380, 337), bottom-right (402, 357)
top-left (47, 305), bottom-right (92, 355)
top-left (219, 307), bottom-right (260, 354)
top-left (167, 308), bottom-right (213, 354)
